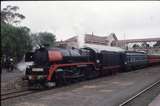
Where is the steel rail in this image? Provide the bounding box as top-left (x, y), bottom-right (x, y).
top-left (119, 79), bottom-right (160, 106)
top-left (1, 90), bottom-right (37, 101)
top-left (1, 89), bottom-right (29, 96)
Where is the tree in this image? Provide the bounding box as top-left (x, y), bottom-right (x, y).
top-left (1, 5), bottom-right (25, 25)
top-left (1, 5), bottom-right (32, 63)
top-left (31, 32), bottom-right (56, 48)
top-left (132, 44), bottom-right (140, 49)
top-left (30, 33), bottom-right (40, 48)
top-left (153, 41), bottom-right (160, 48)
top-left (141, 42), bottom-right (150, 48)
top-left (1, 23), bottom-right (32, 62)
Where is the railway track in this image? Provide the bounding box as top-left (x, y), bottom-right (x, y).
top-left (119, 79), bottom-right (160, 106)
top-left (1, 89), bottom-right (37, 101)
top-left (0, 79), bottom-right (85, 101)
top-left (0, 83), bottom-right (70, 101)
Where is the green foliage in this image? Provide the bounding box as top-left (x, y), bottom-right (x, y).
top-left (1, 23), bottom-right (32, 62)
top-left (132, 44), bottom-right (140, 49)
top-left (1, 5), bottom-right (32, 63)
top-left (1, 5), bottom-right (25, 25)
top-left (1, 5), bottom-right (56, 64)
top-left (141, 42), bottom-right (150, 48)
top-left (31, 32), bottom-right (56, 48)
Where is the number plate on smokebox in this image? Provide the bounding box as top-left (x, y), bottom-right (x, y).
top-left (32, 68), bottom-right (43, 72)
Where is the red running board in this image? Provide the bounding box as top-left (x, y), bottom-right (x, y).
top-left (47, 62), bottom-right (95, 81)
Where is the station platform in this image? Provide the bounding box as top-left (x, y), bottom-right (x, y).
top-left (149, 94), bottom-right (160, 106)
top-left (1, 69), bottom-right (25, 93)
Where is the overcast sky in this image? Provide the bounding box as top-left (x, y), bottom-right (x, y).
top-left (1, 1), bottom-right (160, 41)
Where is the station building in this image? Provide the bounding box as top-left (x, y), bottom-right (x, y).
top-left (55, 33), bottom-right (118, 49)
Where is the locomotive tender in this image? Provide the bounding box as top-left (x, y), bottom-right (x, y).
top-left (24, 46), bottom-right (160, 88)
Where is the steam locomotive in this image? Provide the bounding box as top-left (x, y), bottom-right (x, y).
top-left (24, 46), bottom-right (160, 89)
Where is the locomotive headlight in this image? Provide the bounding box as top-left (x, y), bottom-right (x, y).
top-left (32, 68), bottom-right (43, 72)
top-left (28, 75), bottom-right (32, 80)
top-left (96, 60), bottom-right (100, 63)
